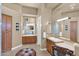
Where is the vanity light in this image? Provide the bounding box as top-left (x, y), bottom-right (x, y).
top-left (57, 17), bottom-right (69, 22)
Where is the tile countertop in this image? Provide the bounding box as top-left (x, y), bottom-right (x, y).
top-left (22, 35), bottom-right (36, 36)
top-left (56, 42), bottom-right (74, 51)
top-left (47, 37), bottom-right (64, 43)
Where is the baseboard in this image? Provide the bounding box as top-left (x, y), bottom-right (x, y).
top-left (12, 44), bottom-right (22, 51)
top-left (40, 48), bottom-right (47, 51)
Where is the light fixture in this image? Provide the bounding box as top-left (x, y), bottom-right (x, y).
top-left (57, 17), bottom-right (70, 22)
top-left (70, 4), bottom-right (76, 9)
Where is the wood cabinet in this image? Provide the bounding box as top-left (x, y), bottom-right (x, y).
top-left (46, 39), bottom-right (56, 55)
top-left (2, 14), bottom-right (12, 52)
top-left (22, 36), bottom-right (37, 44)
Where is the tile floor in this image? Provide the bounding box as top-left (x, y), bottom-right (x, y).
top-left (2, 44), bottom-right (50, 56)
top-left (2, 39), bottom-right (76, 56)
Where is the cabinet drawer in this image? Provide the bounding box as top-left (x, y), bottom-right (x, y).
top-left (22, 36), bottom-right (37, 44)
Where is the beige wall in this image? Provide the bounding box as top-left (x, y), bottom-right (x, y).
top-left (2, 3), bottom-right (22, 12)
top-left (40, 4), bottom-right (52, 33)
top-left (37, 4), bottom-right (52, 49)
top-left (2, 3), bottom-right (22, 48)
top-left (22, 6), bottom-right (38, 15)
top-left (51, 4), bottom-right (79, 43)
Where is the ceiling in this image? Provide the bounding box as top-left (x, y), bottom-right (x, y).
top-left (66, 3), bottom-right (79, 10)
top-left (19, 3), bottom-right (60, 9)
top-left (20, 3), bottom-right (41, 8)
top-left (45, 3), bottom-right (61, 9)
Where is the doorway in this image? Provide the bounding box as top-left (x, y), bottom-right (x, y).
top-left (70, 21), bottom-right (77, 42)
top-left (2, 14), bottom-right (12, 52)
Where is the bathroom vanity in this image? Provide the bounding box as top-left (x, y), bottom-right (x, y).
top-left (22, 16), bottom-right (37, 44)
top-left (22, 35), bottom-right (37, 44)
top-left (46, 37), bottom-right (64, 55)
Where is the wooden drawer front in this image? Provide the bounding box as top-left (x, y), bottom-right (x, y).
top-left (22, 36), bottom-right (37, 44)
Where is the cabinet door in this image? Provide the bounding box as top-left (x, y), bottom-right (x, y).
top-left (46, 39), bottom-right (55, 55)
top-left (6, 15), bottom-right (12, 51)
top-left (22, 36), bottom-right (37, 44)
top-left (2, 14), bottom-right (7, 52)
top-left (46, 39), bottom-right (52, 54)
top-left (2, 14), bottom-right (12, 52)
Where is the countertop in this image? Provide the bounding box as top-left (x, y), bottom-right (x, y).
top-left (47, 37), bottom-right (64, 43)
top-left (22, 35), bottom-right (36, 36)
top-left (47, 37), bottom-right (74, 51)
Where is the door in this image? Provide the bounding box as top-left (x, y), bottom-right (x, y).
top-left (2, 14), bottom-right (12, 52)
top-left (70, 21), bottom-right (77, 42)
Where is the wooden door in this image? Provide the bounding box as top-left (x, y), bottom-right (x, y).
top-left (2, 14), bottom-right (7, 52)
top-left (2, 14), bottom-right (12, 52)
top-left (70, 21), bottom-right (77, 42)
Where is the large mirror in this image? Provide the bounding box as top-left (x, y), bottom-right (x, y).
top-left (22, 16), bottom-right (36, 35)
